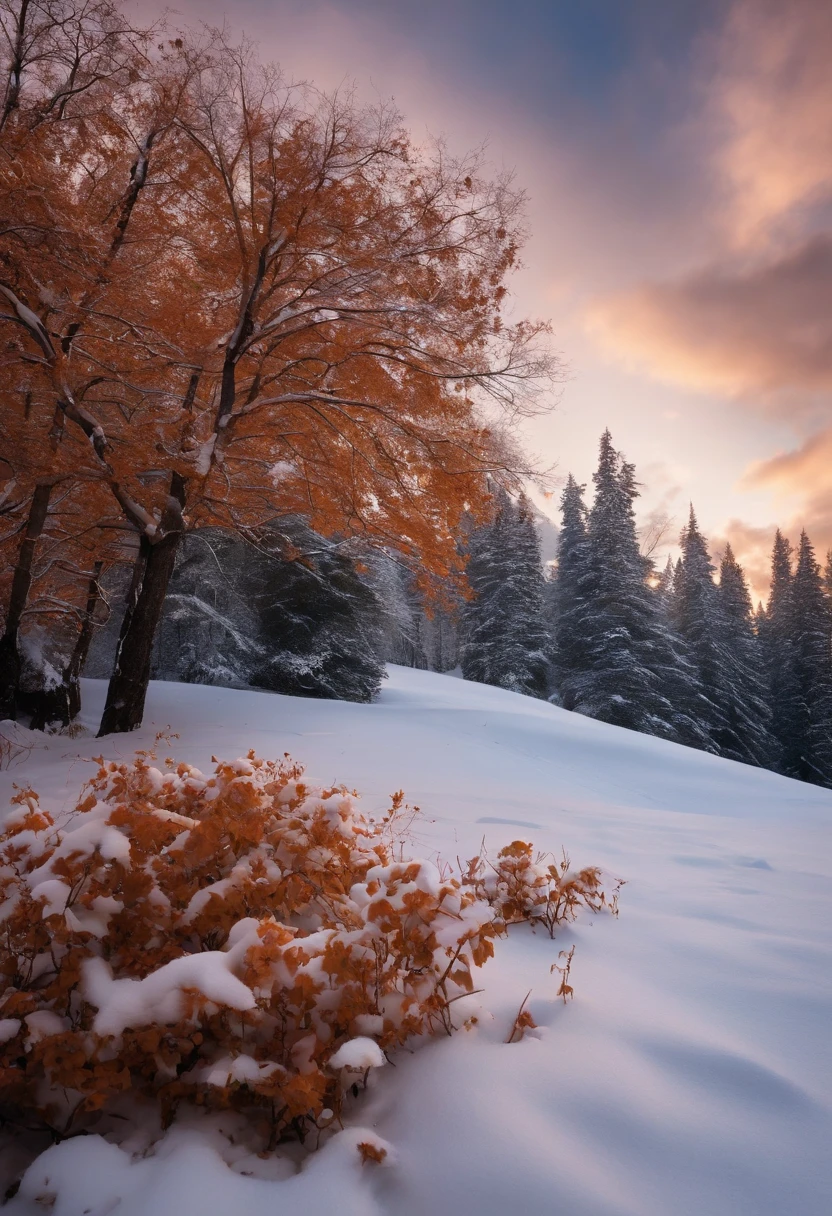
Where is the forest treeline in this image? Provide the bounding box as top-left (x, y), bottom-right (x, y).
top-left (92, 426), bottom-right (831, 792)
top-left (461, 431), bottom-right (832, 790)
top-left (0, 0), bottom-right (555, 735)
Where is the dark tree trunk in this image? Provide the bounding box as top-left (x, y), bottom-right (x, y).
top-left (0, 482), bottom-right (52, 719)
top-left (98, 475), bottom-right (186, 736)
top-left (25, 682), bottom-right (70, 733)
top-left (28, 561), bottom-right (104, 730)
top-left (66, 561), bottom-right (104, 719)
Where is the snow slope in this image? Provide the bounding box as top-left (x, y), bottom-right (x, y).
top-left (3, 666), bottom-right (832, 1215)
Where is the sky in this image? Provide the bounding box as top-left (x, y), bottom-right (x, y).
top-left (142, 0), bottom-right (832, 600)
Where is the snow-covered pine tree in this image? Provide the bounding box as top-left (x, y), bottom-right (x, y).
top-left (716, 543), bottom-right (778, 768)
top-left (550, 475), bottom-right (591, 709)
top-left (509, 493), bottom-right (552, 695)
top-left (672, 508), bottom-right (744, 753)
top-left (753, 601), bottom-right (766, 636)
top-left (656, 555), bottom-right (675, 610)
top-left (572, 432), bottom-right (711, 747)
top-left (248, 522), bottom-right (386, 703)
top-left (156, 531), bottom-right (264, 687)
top-left (459, 491), bottom-right (510, 687)
top-left (460, 490), bottom-right (551, 698)
top-left (761, 530), bottom-right (802, 777)
top-left (365, 554), bottom-right (429, 671)
top-left (155, 523), bottom-right (386, 703)
top-left (362, 550), bottom-right (465, 674)
top-left (420, 597), bottom-right (461, 673)
top-left (789, 532), bottom-right (832, 787)
top-left (667, 557), bottom-right (685, 631)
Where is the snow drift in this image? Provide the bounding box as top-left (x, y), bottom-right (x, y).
top-left (1, 665), bottom-right (831, 1215)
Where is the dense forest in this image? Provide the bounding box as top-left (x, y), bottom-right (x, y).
top-left (52, 428), bottom-right (832, 793)
top-left (545, 433), bottom-right (832, 788)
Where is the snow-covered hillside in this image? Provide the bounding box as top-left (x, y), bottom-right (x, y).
top-left (3, 667), bottom-right (832, 1215)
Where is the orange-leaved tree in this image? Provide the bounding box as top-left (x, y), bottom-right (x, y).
top-left (0, 8), bottom-right (213, 719)
top-left (97, 36), bottom-right (557, 734)
top-left (1, 10), bottom-right (558, 735)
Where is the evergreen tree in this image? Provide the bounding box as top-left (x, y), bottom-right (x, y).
top-left (789, 532), bottom-right (832, 786)
top-left (366, 554), bottom-right (429, 671)
top-left (674, 508), bottom-right (724, 721)
top-left (753, 601), bottom-right (766, 637)
top-left (460, 490), bottom-right (551, 698)
top-left (509, 493), bottom-right (552, 696)
top-left (459, 490), bottom-right (512, 688)
top-left (656, 555), bottom-right (675, 609)
top-left (761, 530), bottom-right (802, 776)
top-left (252, 523), bottom-right (386, 703)
top-left (668, 557), bottom-right (686, 631)
top-left (570, 432), bottom-right (710, 747)
top-left (157, 531), bottom-right (263, 687)
top-left (365, 552), bottom-right (464, 674)
top-left (717, 544), bottom-right (778, 768)
top-left (673, 514), bottom-right (777, 768)
top-left (550, 475), bottom-right (591, 708)
top-left (156, 523), bottom-right (386, 703)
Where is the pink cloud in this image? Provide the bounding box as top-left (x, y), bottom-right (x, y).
top-left (709, 0), bottom-right (832, 249)
top-left (586, 234), bottom-right (832, 403)
top-left (744, 429), bottom-right (832, 564)
top-left (712, 429), bottom-right (832, 602)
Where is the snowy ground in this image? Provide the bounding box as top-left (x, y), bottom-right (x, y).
top-left (2, 666), bottom-right (832, 1215)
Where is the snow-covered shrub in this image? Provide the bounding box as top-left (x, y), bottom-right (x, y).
top-left (464, 840), bottom-right (617, 939)
top-left (0, 751), bottom-right (497, 1143)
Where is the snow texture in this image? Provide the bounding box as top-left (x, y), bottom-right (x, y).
top-left (2, 666), bottom-right (831, 1215)
top-left (82, 953), bottom-right (257, 1037)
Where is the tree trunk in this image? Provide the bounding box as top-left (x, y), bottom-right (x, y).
top-left (28, 561), bottom-right (104, 730)
top-left (98, 475), bottom-right (185, 736)
top-left (0, 482), bottom-right (52, 719)
top-left (25, 681), bottom-right (70, 733)
top-left (66, 561), bottom-right (104, 719)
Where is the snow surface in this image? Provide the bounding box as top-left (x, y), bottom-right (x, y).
top-left (2, 665), bottom-right (832, 1215)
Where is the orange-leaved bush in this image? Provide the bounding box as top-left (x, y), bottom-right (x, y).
top-left (0, 750), bottom-right (498, 1143)
top-left (464, 840), bottom-right (622, 939)
top-left (0, 753), bottom-right (619, 1147)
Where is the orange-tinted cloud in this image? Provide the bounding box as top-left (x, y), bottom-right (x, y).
top-left (745, 428), bottom-right (832, 564)
top-left (744, 428), bottom-right (832, 501)
top-left (587, 0), bottom-right (832, 406)
top-left (713, 429), bottom-right (832, 602)
top-left (711, 0), bottom-right (832, 249)
top-left (587, 234), bottom-right (832, 401)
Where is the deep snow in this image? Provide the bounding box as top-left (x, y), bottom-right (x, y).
top-left (2, 666), bottom-right (831, 1215)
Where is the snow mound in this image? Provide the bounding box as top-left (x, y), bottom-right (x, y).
top-left (329, 1037), bottom-right (387, 1071)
